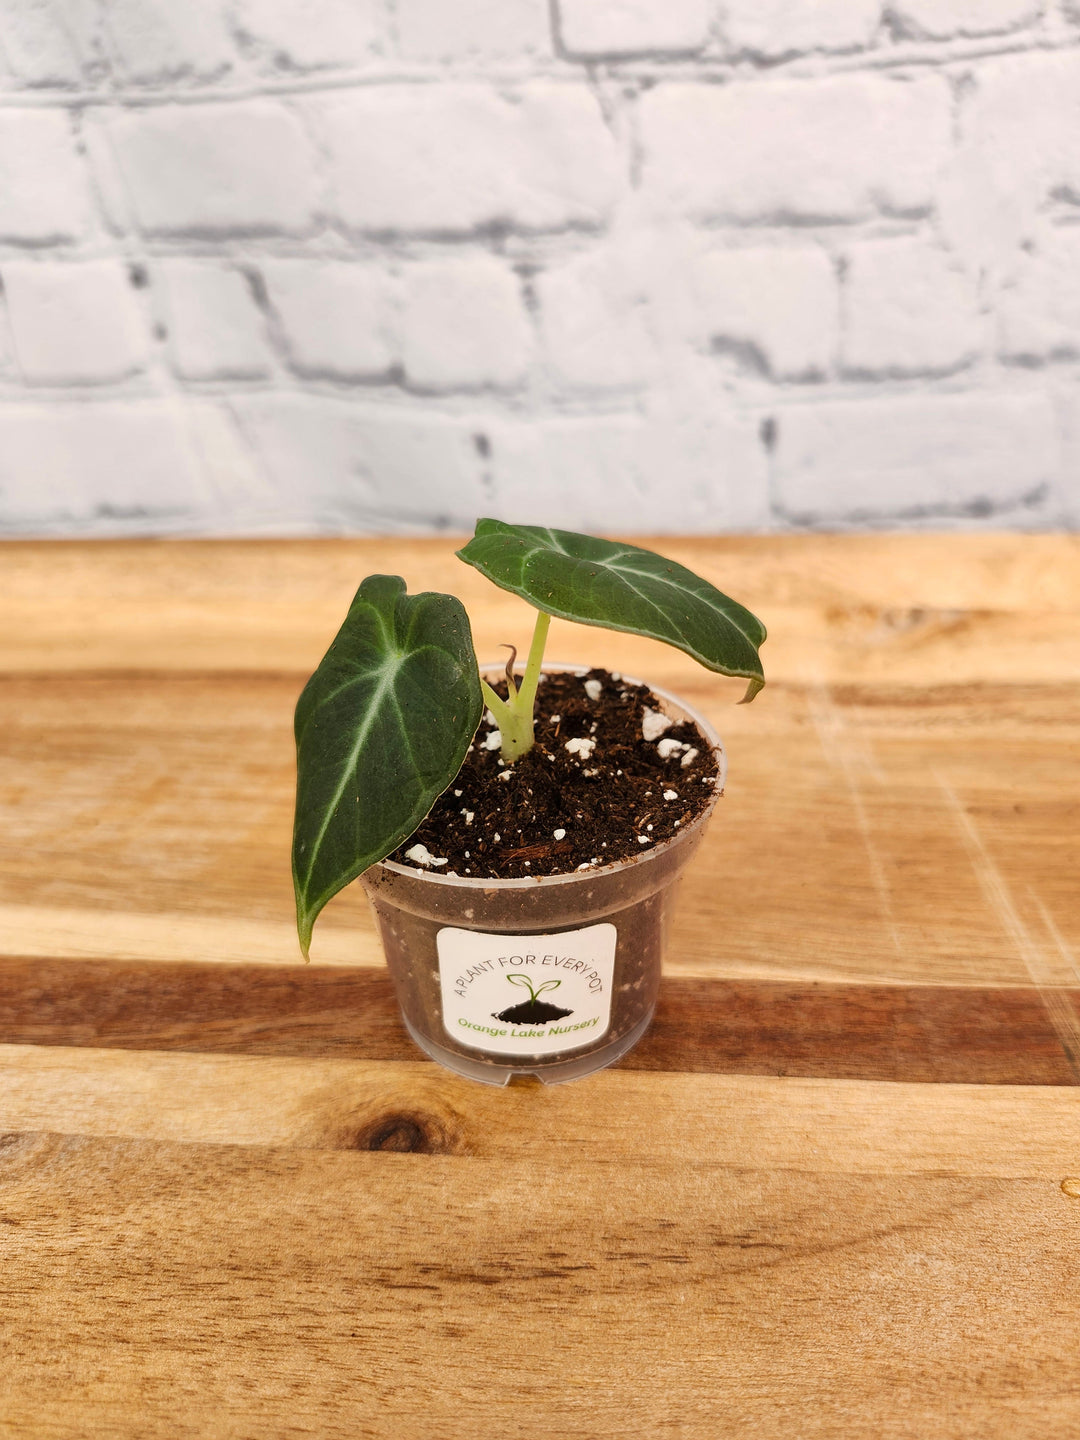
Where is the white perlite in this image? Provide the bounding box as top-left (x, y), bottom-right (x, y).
top-left (482, 730), bottom-right (502, 750)
top-left (553, 827), bottom-right (566, 839)
top-left (680, 747), bottom-right (699, 768)
top-left (641, 706), bottom-right (674, 742)
top-left (583, 678), bottom-right (602, 701)
top-left (663, 789), bottom-right (678, 800)
top-left (565, 736), bottom-right (596, 759)
top-left (498, 769), bottom-right (513, 781)
top-left (405, 843), bottom-right (447, 867)
top-left (657, 737), bottom-right (687, 759)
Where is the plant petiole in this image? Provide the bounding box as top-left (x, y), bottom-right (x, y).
top-left (479, 608), bottom-right (551, 764)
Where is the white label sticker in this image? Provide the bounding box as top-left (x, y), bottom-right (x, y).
top-left (437, 923), bottom-right (617, 1057)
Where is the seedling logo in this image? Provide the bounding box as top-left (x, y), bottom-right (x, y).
top-left (493, 974), bottom-right (573, 1026)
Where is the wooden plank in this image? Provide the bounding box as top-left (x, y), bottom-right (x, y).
top-left (2, 669), bottom-right (1078, 989)
top-left (2, 959), bottom-right (1077, 1084)
top-left (1, 537), bottom-right (1079, 1438)
top-left (0, 1129), bottom-right (1077, 1437)
top-left (0, 901), bottom-right (378, 968)
top-left (2, 1045), bottom-right (1079, 1177)
top-left (5, 534), bottom-right (1080, 684)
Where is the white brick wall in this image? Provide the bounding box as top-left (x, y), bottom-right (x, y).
top-left (688, 245), bottom-right (838, 381)
top-left (719, 0), bottom-right (882, 60)
top-left (4, 261), bottom-right (148, 385)
top-left (0, 0), bottom-right (1077, 536)
top-left (160, 262), bottom-right (273, 381)
top-left (263, 261), bottom-right (397, 381)
top-left (556, 0), bottom-right (712, 58)
top-left (840, 237), bottom-right (983, 377)
top-left (396, 0), bottom-right (551, 63)
top-left (0, 110), bottom-right (97, 243)
top-left (400, 257), bottom-right (532, 391)
top-left (774, 392), bottom-right (1059, 522)
top-left (638, 76), bottom-right (952, 223)
top-left (100, 102), bottom-right (317, 236)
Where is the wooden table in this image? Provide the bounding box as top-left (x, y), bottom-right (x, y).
top-left (2, 535), bottom-right (1078, 1438)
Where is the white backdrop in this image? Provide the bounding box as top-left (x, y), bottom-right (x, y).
top-left (0, 0), bottom-right (1078, 535)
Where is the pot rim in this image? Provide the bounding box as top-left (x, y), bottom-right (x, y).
top-left (373, 663), bottom-right (725, 893)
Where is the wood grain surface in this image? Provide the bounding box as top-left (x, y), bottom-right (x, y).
top-left (2, 958), bottom-right (1078, 1085)
top-left (1, 536), bottom-right (1079, 1438)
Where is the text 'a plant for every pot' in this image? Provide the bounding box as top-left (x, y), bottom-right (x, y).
top-left (292, 520), bottom-right (766, 1086)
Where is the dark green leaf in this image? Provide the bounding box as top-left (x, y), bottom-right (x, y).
top-left (292, 575), bottom-right (482, 957)
top-left (457, 520), bottom-right (766, 701)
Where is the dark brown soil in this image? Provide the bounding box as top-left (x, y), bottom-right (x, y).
top-left (388, 668), bottom-right (720, 881)
top-left (492, 999), bottom-right (573, 1025)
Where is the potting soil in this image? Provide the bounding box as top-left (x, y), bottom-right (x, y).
top-left (388, 668), bottom-right (719, 881)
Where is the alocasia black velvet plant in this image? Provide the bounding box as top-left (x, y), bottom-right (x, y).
top-left (292, 519), bottom-right (766, 955)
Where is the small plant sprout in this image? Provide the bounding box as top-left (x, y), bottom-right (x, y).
top-left (292, 519), bottom-right (766, 956)
top-left (492, 975), bottom-right (573, 1026)
top-left (507, 975), bottom-right (560, 1001)
top-left (480, 613), bottom-right (551, 764)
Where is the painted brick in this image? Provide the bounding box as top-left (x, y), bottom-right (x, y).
top-left (690, 245), bottom-right (837, 380)
top-left (536, 245), bottom-right (655, 389)
top-left (842, 237), bottom-right (983, 377)
top-left (400, 257), bottom-right (531, 390)
top-left (720, 0), bottom-right (881, 59)
top-left (179, 402), bottom-right (272, 524)
top-left (0, 109), bottom-right (96, 243)
top-left (100, 0), bottom-right (235, 83)
top-left (0, 0), bottom-right (100, 86)
top-left (0, 292), bottom-right (18, 376)
top-left (236, 396), bottom-right (489, 529)
top-left (0, 1), bottom-right (1074, 541)
top-left (263, 261), bottom-right (396, 381)
top-left (232, 0), bottom-right (380, 71)
top-left (555, 0), bottom-right (710, 57)
top-left (160, 262), bottom-right (273, 381)
top-left (486, 401), bottom-right (769, 531)
top-left (639, 75), bottom-right (951, 223)
top-left (935, 146), bottom-right (1028, 281)
top-left (774, 392), bottom-right (1058, 522)
top-left (999, 228), bottom-right (1080, 363)
top-left (396, 0), bottom-right (550, 61)
top-left (102, 101), bottom-right (317, 237)
top-left (3, 261), bottom-right (147, 385)
top-left (0, 402), bottom-right (213, 532)
top-left (319, 84), bottom-right (623, 235)
top-left (955, 52), bottom-right (1080, 251)
top-left (890, 0), bottom-right (1041, 39)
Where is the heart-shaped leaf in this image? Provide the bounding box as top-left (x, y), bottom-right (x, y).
top-left (457, 520), bottom-right (766, 701)
top-left (292, 575), bottom-right (482, 956)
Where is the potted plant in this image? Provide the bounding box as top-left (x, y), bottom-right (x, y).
top-left (292, 519), bottom-right (765, 1085)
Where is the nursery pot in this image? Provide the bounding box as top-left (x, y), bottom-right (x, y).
top-left (358, 672), bottom-right (725, 1086)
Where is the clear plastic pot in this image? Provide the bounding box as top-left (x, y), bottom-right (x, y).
top-left (358, 671), bottom-right (725, 1086)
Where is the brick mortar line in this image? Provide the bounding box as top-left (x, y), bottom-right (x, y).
top-left (0, 216), bottom-right (994, 261)
top-left (0, 362), bottom-right (1075, 407)
top-left (1, 33), bottom-right (1079, 110)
